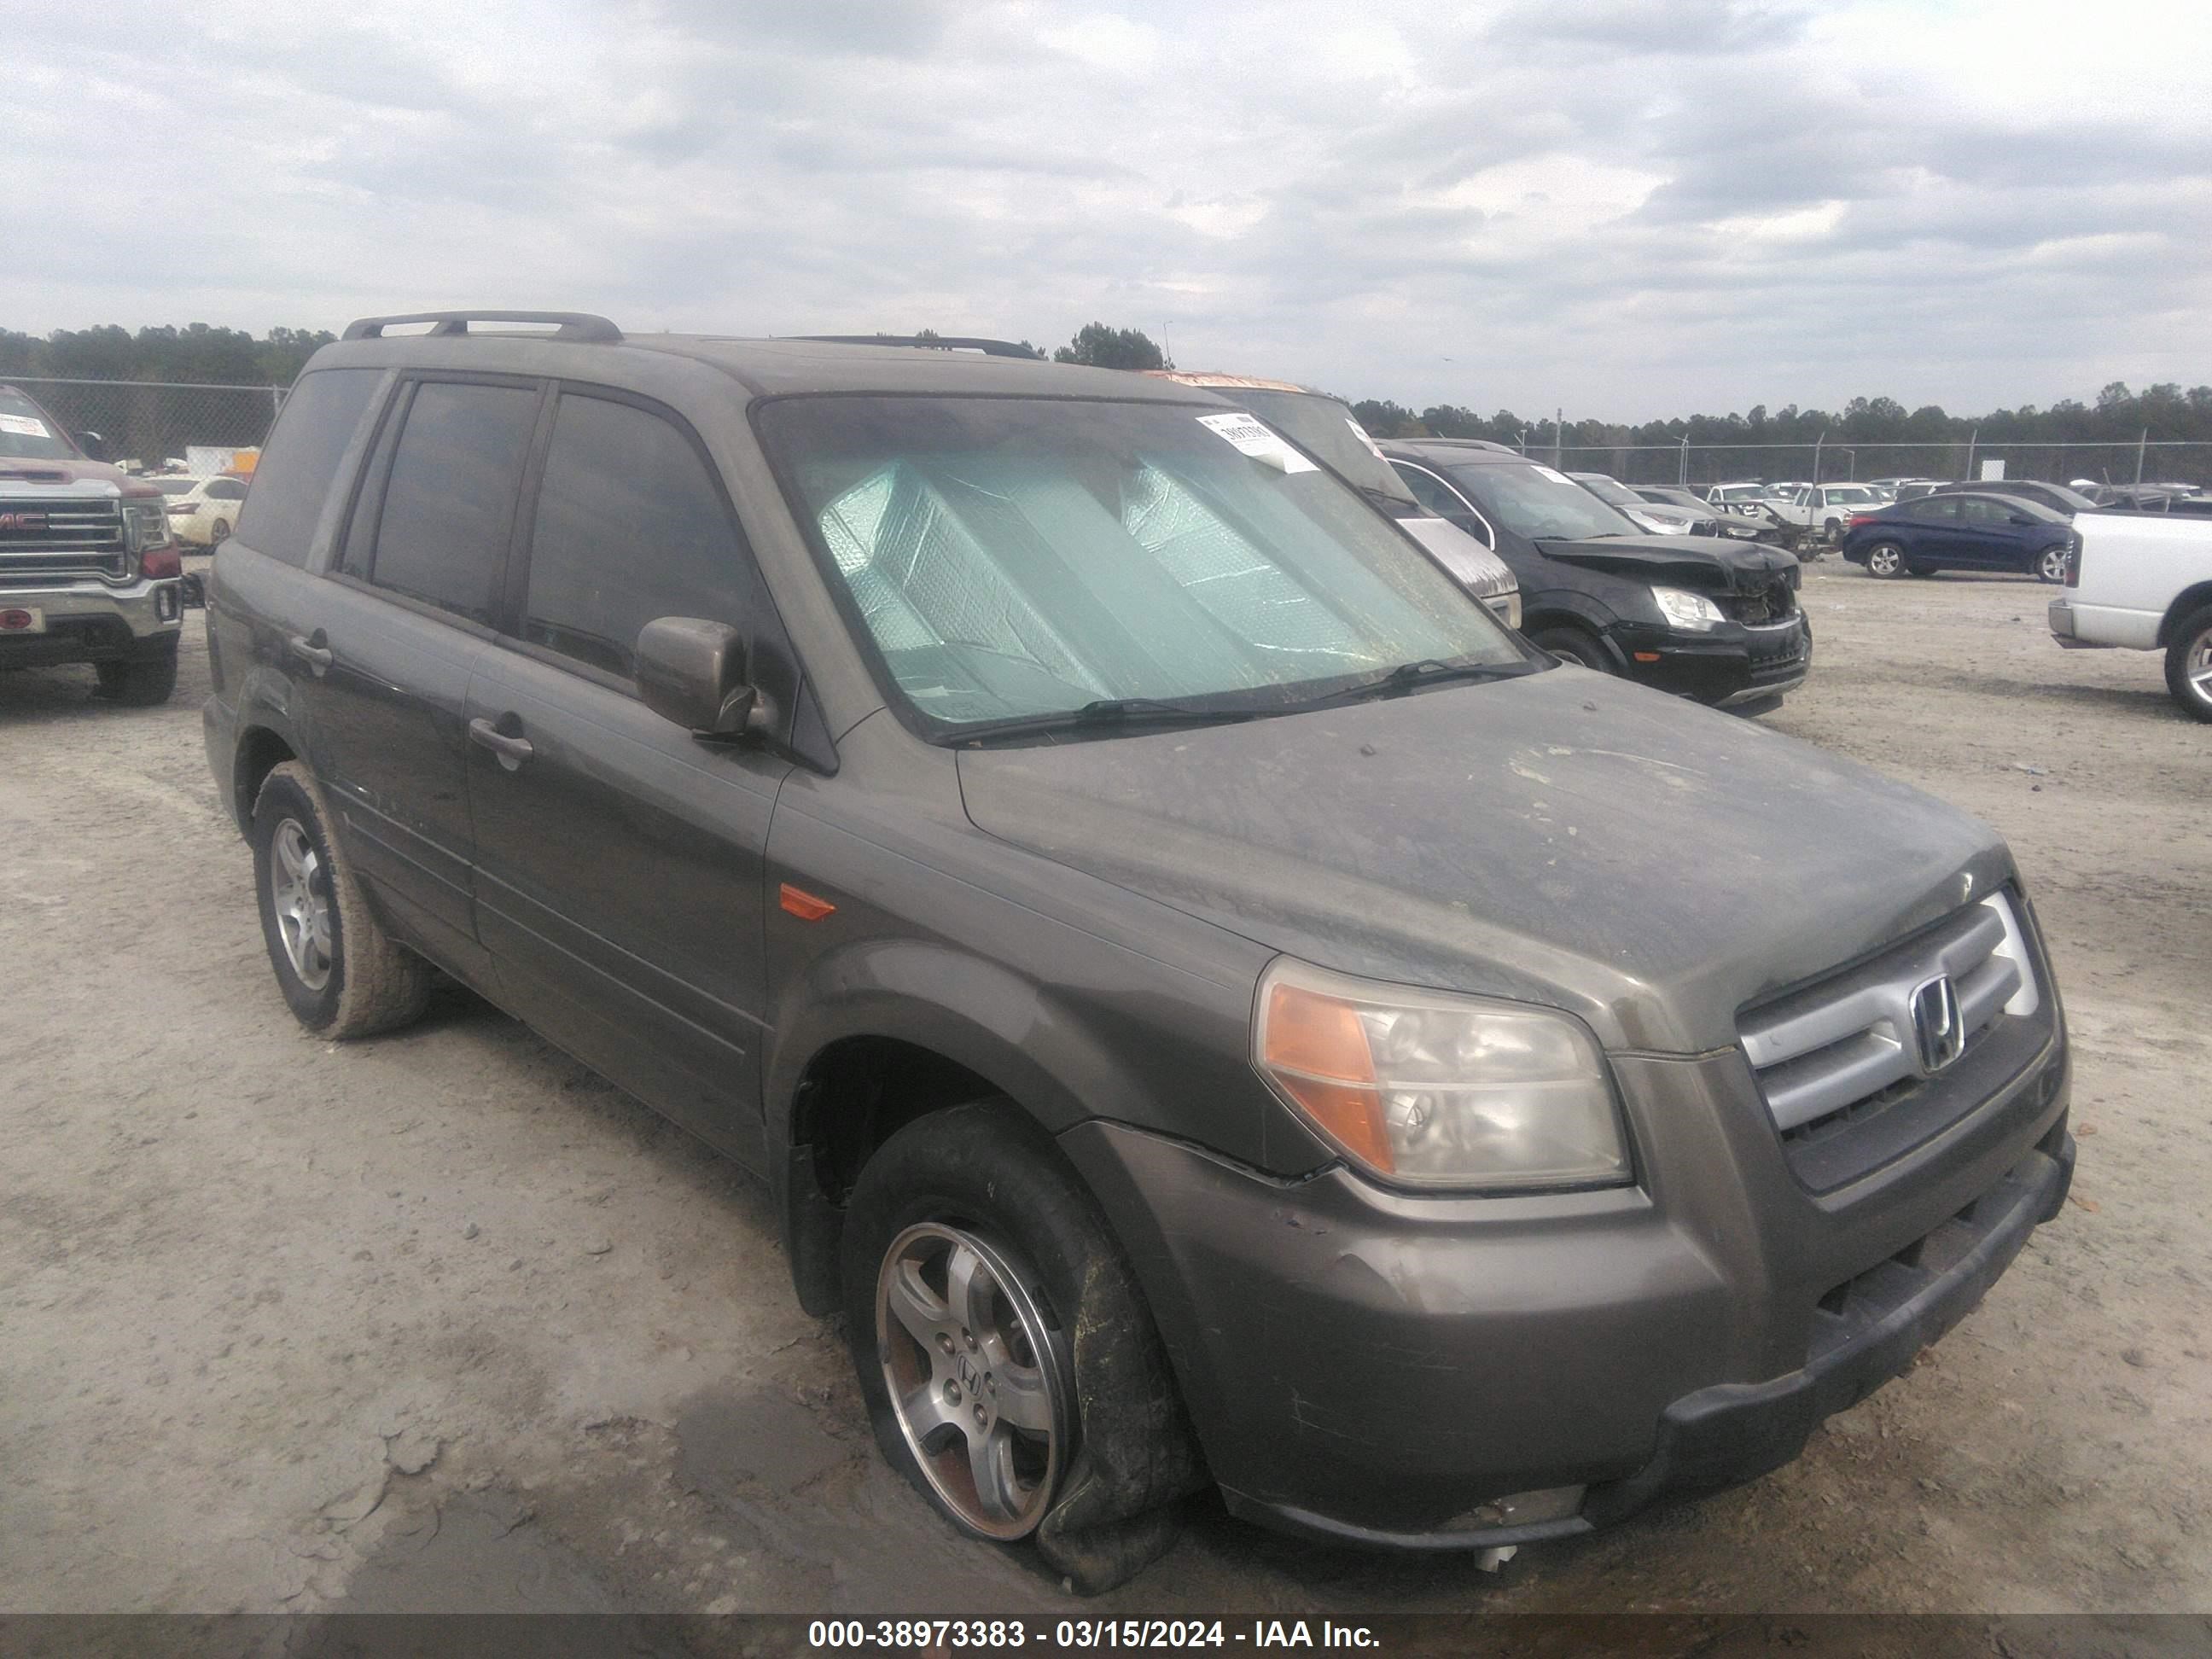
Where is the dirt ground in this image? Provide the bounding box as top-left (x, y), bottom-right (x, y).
top-left (3, 556), bottom-right (2207, 1619)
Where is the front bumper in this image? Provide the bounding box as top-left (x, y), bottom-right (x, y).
top-left (1059, 1026), bottom-right (2069, 1549)
top-left (1613, 614), bottom-right (1811, 707)
top-left (0, 575), bottom-right (183, 667)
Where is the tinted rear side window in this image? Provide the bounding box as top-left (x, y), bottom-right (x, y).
top-left (233, 368), bottom-right (381, 568)
top-left (521, 394), bottom-right (749, 678)
top-left (370, 381), bottom-right (538, 623)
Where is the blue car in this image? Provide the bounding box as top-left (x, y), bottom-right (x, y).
top-left (1838, 491), bottom-right (2075, 583)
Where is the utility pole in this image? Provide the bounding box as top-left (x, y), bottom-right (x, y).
top-left (2136, 427), bottom-right (2148, 485)
top-left (1679, 435), bottom-right (1689, 486)
top-left (1813, 428), bottom-right (1826, 485)
top-left (1554, 406), bottom-right (1563, 468)
top-left (1965, 426), bottom-right (1978, 480)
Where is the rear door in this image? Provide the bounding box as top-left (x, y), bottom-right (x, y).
top-left (306, 375), bottom-right (544, 981)
top-left (464, 387), bottom-right (791, 1166)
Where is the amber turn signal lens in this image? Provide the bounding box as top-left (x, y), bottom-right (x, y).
top-left (1260, 982), bottom-right (1394, 1171)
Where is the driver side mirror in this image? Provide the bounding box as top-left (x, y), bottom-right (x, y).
top-left (2009, 513), bottom-right (2036, 526)
top-left (637, 616), bottom-right (759, 737)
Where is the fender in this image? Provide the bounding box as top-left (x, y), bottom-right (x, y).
top-left (760, 934), bottom-right (1263, 1313)
top-left (1521, 589), bottom-right (1632, 670)
top-left (222, 667), bottom-right (311, 834)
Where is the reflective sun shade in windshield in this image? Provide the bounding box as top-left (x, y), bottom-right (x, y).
top-left (758, 396), bottom-right (1522, 731)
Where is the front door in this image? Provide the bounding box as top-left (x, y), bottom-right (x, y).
top-left (464, 389), bottom-right (790, 1167)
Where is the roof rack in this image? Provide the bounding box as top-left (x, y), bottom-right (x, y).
top-left (341, 311), bottom-right (623, 343)
top-left (792, 335), bottom-right (1044, 359)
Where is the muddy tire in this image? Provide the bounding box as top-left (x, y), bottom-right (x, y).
top-left (251, 760), bottom-right (430, 1037)
top-left (93, 637), bottom-right (179, 707)
top-left (2163, 606), bottom-right (2212, 724)
top-left (842, 1100), bottom-right (1199, 1590)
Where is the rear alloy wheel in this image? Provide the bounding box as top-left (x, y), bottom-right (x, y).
top-left (211, 519), bottom-right (231, 544)
top-left (2164, 606), bottom-right (2212, 724)
top-left (2036, 546), bottom-right (2069, 584)
top-left (1863, 543), bottom-right (1906, 579)
top-left (1528, 626), bottom-right (1614, 673)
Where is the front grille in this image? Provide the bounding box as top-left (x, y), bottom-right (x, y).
top-left (1740, 892), bottom-right (2046, 1188)
top-left (0, 496), bottom-right (129, 586)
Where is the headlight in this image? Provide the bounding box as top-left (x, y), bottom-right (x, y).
top-left (122, 499), bottom-right (173, 551)
top-left (1651, 585), bottom-right (1725, 631)
top-left (1253, 959), bottom-right (1631, 1191)
top-left (1631, 509), bottom-right (1690, 536)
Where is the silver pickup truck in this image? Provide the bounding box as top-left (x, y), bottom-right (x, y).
top-left (1, 383), bottom-right (186, 705)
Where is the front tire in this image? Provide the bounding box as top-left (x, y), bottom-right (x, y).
top-left (93, 637), bottom-right (178, 706)
top-left (1528, 626), bottom-right (1614, 673)
top-left (842, 1101), bottom-right (1200, 1589)
top-left (1863, 542), bottom-right (1907, 579)
top-left (251, 760), bottom-right (430, 1036)
top-left (2164, 606), bottom-right (2212, 724)
top-left (2036, 546), bottom-right (2069, 584)
top-left (211, 519), bottom-right (231, 544)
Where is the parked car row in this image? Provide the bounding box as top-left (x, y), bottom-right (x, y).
top-left (169, 313), bottom-right (2073, 1592)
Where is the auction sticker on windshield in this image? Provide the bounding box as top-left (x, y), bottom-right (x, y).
top-left (0, 414), bottom-right (51, 439)
top-left (1196, 411), bottom-right (1318, 474)
top-left (1529, 464), bottom-right (1576, 485)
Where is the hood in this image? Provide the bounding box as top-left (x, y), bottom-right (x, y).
top-left (958, 667), bottom-right (2009, 1054)
top-left (1534, 533), bottom-right (1798, 591)
top-left (0, 455), bottom-right (154, 498)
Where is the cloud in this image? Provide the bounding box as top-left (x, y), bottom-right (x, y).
top-left (3, 0), bottom-right (2209, 419)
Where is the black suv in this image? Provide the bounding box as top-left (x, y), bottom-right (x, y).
top-left (204, 313), bottom-right (2073, 1588)
top-left (1383, 439), bottom-right (1809, 712)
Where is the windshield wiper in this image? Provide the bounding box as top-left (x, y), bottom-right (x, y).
top-left (946, 696), bottom-right (1259, 745)
top-left (1284, 657), bottom-right (1533, 711)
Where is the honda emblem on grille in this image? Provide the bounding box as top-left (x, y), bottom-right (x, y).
top-left (1909, 975), bottom-right (1964, 1073)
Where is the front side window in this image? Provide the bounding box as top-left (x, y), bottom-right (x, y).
top-left (1446, 461), bottom-right (1637, 542)
top-left (522, 395), bottom-right (750, 678)
top-left (759, 396), bottom-right (1524, 733)
top-left (1959, 497), bottom-right (2016, 525)
top-left (236, 368), bottom-right (382, 568)
top-left (369, 381), bottom-right (538, 621)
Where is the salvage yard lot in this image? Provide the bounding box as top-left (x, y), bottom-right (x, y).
top-left (2, 561), bottom-right (2206, 1615)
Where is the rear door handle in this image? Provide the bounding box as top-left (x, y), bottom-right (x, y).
top-left (287, 632), bottom-right (333, 672)
top-left (469, 716), bottom-right (535, 769)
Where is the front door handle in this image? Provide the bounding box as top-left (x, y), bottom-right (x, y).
top-left (288, 632), bottom-right (333, 673)
top-left (469, 716), bottom-right (535, 770)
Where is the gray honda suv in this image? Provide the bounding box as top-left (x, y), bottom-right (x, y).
top-left (203, 312), bottom-right (2075, 1590)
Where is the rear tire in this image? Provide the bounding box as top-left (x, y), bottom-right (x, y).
top-left (1863, 542), bottom-right (1906, 579)
top-left (251, 760), bottom-right (431, 1036)
top-left (842, 1100), bottom-right (1199, 1589)
top-left (93, 637), bottom-right (178, 706)
top-left (1529, 626), bottom-right (1614, 673)
top-left (212, 519), bottom-right (231, 544)
top-left (2164, 606), bottom-right (2212, 724)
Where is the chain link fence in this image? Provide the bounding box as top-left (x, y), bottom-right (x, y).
top-left (1527, 439), bottom-right (2212, 491)
top-left (5, 376), bottom-right (288, 473)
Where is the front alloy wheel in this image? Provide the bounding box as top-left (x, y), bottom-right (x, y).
top-left (876, 1222), bottom-right (1071, 1540)
top-left (2037, 546), bottom-right (2069, 583)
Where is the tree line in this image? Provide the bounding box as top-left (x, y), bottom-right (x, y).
top-left (6, 317), bottom-right (2204, 482)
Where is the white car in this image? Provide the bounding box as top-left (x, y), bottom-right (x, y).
top-left (1768, 483), bottom-right (1886, 542)
top-left (2050, 514), bottom-right (2212, 721)
top-left (160, 474), bottom-right (251, 546)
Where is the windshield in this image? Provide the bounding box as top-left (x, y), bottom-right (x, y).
top-left (1571, 474), bottom-right (1644, 509)
top-left (759, 395), bottom-right (1527, 734)
top-left (0, 390), bottom-right (79, 462)
top-left (1447, 460), bottom-right (1639, 541)
top-left (151, 477), bottom-right (201, 496)
top-left (2039, 483), bottom-right (2101, 513)
top-left (1226, 389), bottom-right (1417, 509)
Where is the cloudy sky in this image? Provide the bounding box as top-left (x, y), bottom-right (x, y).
top-left (8, 0), bottom-right (2209, 419)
